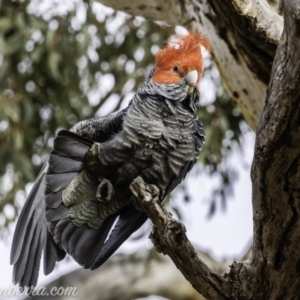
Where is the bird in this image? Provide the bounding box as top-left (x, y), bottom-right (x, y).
top-left (10, 31), bottom-right (210, 289)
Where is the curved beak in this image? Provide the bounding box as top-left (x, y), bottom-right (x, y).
top-left (184, 70), bottom-right (198, 87)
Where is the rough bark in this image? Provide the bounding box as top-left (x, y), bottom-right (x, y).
top-left (96, 0), bottom-right (283, 130)
top-left (28, 249), bottom-right (231, 300)
top-left (249, 0), bottom-right (300, 298)
top-left (127, 1), bottom-right (300, 299)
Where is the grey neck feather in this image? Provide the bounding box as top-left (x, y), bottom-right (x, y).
top-left (142, 67), bottom-right (199, 109)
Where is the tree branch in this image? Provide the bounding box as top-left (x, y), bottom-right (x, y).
top-left (95, 0), bottom-right (283, 130)
top-left (208, 0), bottom-right (282, 78)
top-left (210, 0), bottom-right (282, 47)
top-left (130, 177), bottom-right (231, 300)
top-left (266, 0), bottom-right (282, 12)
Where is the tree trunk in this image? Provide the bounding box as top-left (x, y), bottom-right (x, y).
top-left (96, 0), bottom-right (283, 130)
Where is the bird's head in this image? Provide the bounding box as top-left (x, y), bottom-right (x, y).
top-left (150, 32), bottom-right (210, 102)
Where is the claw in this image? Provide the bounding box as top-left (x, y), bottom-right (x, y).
top-left (96, 178), bottom-right (114, 202)
top-left (144, 184), bottom-right (160, 204)
top-left (130, 176), bottom-right (160, 208)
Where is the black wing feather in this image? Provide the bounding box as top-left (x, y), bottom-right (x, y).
top-left (46, 173), bottom-right (79, 193)
top-left (48, 154), bottom-right (84, 174)
top-left (13, 202), bottom-right (46, 287)
top-left (53, 130), bottom-right (92, 158)
top-left (45, 190), bottom-right (63, 209)
top-left (28, 222), bottom-right (47, 288)
top-left (19, 216), bottom-right (45, 288)
top-left (43, 229), bottom-right (66, 275)
top-left (46, 204), bottom-right (69, 222)
top-left (60, 222), bottom-right (77, 254)
top-left (10, 166), bottom-right (47, 265)
top-left (68, 225), bottom-right (86, 259)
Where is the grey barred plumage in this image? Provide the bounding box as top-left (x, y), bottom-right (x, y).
top-left (58, 76), bottom-right (204, 232)
top-left (10, 31), bottom-right (209, 289)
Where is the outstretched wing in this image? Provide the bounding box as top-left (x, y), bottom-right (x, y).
top-left (45, 130), bottom-right (149, 270)
top-left (11, 110), bottom-right (127, 289)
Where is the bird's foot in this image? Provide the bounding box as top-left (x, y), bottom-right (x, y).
top-left (130, 176), bottom-right (160, 210)
top-left (96, 177), bottom-right (114, 202)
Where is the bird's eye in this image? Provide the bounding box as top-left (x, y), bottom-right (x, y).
top-left (173, 66), bottom-right (179, 72)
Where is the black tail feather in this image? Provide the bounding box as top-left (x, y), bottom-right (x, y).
top-left (90, 207), bottom-right (147, 270)
top-left (68, 225), bottom-right (86, 258)
top-left (53, 219), bottom-right (69, 245)
top-left (78, 216), bottom-right (118, 269)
